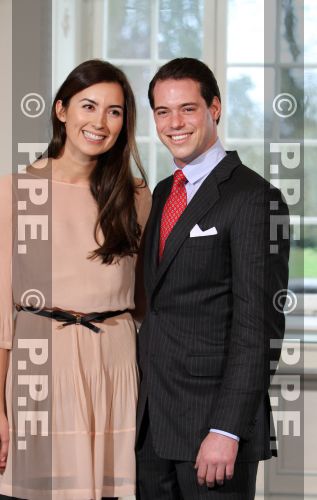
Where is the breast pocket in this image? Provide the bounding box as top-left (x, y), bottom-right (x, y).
top-left (183, 234), bottom-right (221, 249)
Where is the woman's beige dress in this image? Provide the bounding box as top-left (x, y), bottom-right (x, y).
top-left (0, 173), bottom-right (151, 500)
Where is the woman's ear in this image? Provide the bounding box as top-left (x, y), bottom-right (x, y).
top-left (55, 100), bottom-right (66, 123)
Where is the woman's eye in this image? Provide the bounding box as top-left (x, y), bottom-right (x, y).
top-left (110, 109), bottom-right (122, 117)
top-left (83, 104), bottom-right (94, 110)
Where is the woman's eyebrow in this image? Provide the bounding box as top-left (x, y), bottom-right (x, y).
top-left (79, 98), bottom-right (98, 105)
top-left (79, 98), bottom-right (124, 109)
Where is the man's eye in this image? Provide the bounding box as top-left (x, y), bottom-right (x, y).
top-left (157, 110), bottom-right (167, 116)
top-left (184, 107), bottom-right (195, 113)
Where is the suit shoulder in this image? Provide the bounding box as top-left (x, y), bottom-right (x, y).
top-left (155, 175), bottom-right (172, 190)
top-left (233, 163), bottom-right (283, 197)
top-left (234, 163), bottom-right (268, 187)
top-left (224, 164), bottom-right (287, 214)
top-left (153, 175), bottom-right (173, 196)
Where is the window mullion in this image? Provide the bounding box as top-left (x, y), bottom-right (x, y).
top-left (213, 0), bottom-right (228, 144)
top-left (147, 0), bottom-right (160, 188)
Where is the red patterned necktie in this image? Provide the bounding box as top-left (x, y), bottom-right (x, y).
top-left (159, 169), bottom-right (187, 259)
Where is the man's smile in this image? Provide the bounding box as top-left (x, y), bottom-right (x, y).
top-left (167, 132), bottom-right (193, 144)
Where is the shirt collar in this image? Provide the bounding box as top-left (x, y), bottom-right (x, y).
top-left (173, 138), bottom-right (227, 185)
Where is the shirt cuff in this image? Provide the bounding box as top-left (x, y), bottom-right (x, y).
top-left (209, 429), bottom-right (240, 441)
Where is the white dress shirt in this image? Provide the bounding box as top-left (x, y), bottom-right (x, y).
top-left (173, 137), bottom-right (226, 203)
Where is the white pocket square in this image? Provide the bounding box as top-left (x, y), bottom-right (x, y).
top-left (190, 224), bottom-right (218, 237)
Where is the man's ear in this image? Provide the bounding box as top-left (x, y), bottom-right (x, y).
top-left (210, 96), bottom-right (221, 122)
top-left (55, 100), bottom-right (66, 123)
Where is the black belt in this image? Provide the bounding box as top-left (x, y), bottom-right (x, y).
top-left (15, 305), bottom-right (129, 333)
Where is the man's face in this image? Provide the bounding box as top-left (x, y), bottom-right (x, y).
top-left (152, 78), bottom-right (221, 168)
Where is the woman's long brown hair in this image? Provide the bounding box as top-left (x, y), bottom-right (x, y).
top-left (47, 59), bottom-right (147, 264)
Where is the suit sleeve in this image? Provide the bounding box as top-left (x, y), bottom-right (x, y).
top-left (209, 185), bottom-right (289, 440)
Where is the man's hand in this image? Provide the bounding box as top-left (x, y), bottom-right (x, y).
top-left (0, 413), bottom-right (9, 472)
top-left (195, 432), bottom-right (238, 488)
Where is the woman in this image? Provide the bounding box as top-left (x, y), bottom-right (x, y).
top-left (0, 59), bottom-right (151, 499)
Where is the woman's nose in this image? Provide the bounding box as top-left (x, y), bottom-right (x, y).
top-left (92, 112), bottom-right (108, 130)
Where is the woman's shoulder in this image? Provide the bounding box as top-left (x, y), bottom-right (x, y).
top-left (0, 158), bottom-right (50, 200)
top-left (0, 172), bottom-right (12, 185)
top-left (134, 177), bottom-right (151, 201)
top-left (0, 174), bottom-right (13, 216)
top-left (134, 176), bottom-right (147, 188)
top-left (25, 158), bottom-right (49, 177)
top-left (0, 173), bottom-right (13, 196)
top-left (133, 177), bottom-right (152, 227)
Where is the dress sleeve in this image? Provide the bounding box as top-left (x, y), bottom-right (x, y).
top-left (0, 176), bottom-right (13, 349)
top-left (134, 179), bottom-right (152, 234)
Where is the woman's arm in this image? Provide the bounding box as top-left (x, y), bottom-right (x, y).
top-left (0, 176), bottom-right (14, 471)
top-left (133, 182), bottom-right (152, 325)
top-left (0, 348), bottom-right (9, 470)
top-left (0, 348), bottom-right (8, 413)
top-left (133, 234), bottom-right (147, 325)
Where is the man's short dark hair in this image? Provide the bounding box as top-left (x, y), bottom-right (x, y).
top-left (148, 57), bottom-right (221, 124)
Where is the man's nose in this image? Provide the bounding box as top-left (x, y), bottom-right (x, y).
top-left (170, 112), bottom-right (185, 129)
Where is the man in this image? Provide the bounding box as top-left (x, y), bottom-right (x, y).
top-left (136, 58), bottom-right (289, 500)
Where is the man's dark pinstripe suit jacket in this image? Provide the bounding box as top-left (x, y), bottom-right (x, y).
top-left (136, 151), bottom-right (289, 463)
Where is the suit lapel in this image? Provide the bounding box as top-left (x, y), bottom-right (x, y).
top-left (153, 173), bottom-right (219, 291)
top-left (144, 176), bottom-right (173, 292)
top-left (151, 151), bottom-right (242, 295)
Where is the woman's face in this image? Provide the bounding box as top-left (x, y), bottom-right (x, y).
top-left (56, 81), bottom-right (125, 162)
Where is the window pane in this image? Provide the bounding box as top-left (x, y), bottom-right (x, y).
top-left (156, 143), bottom-right (173, 183)
top-left (119, 65), bottom-right (151, 136)
top-left (158, 0), bottom-right (204, 59)
top-left (133, 142), bottom-right (149, 178)
top-left (304, 0), bottom-right (317, 63)
top-left (280, 0), bottom-right (304, 63)
top-left (227, 68), bottom-right (270, 139)
top-left (304, 146), bottom-right (317, 217)
top-left (304, 70), bottom-right (317, 140)
top-left (290, 163), bottom-right (317, 279)
top-left (290, 232), bottom-right (317, 279)
top-left (107, 0), bottom-right (151, 58)
top-left (303, 230), bottom-right (317, 278)
top-left (225, 143), bottom-right (264, 178)
top-left (280, 68), bottom-right (304, 139)
top-left (227, 0), bottom-right (270, 64)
